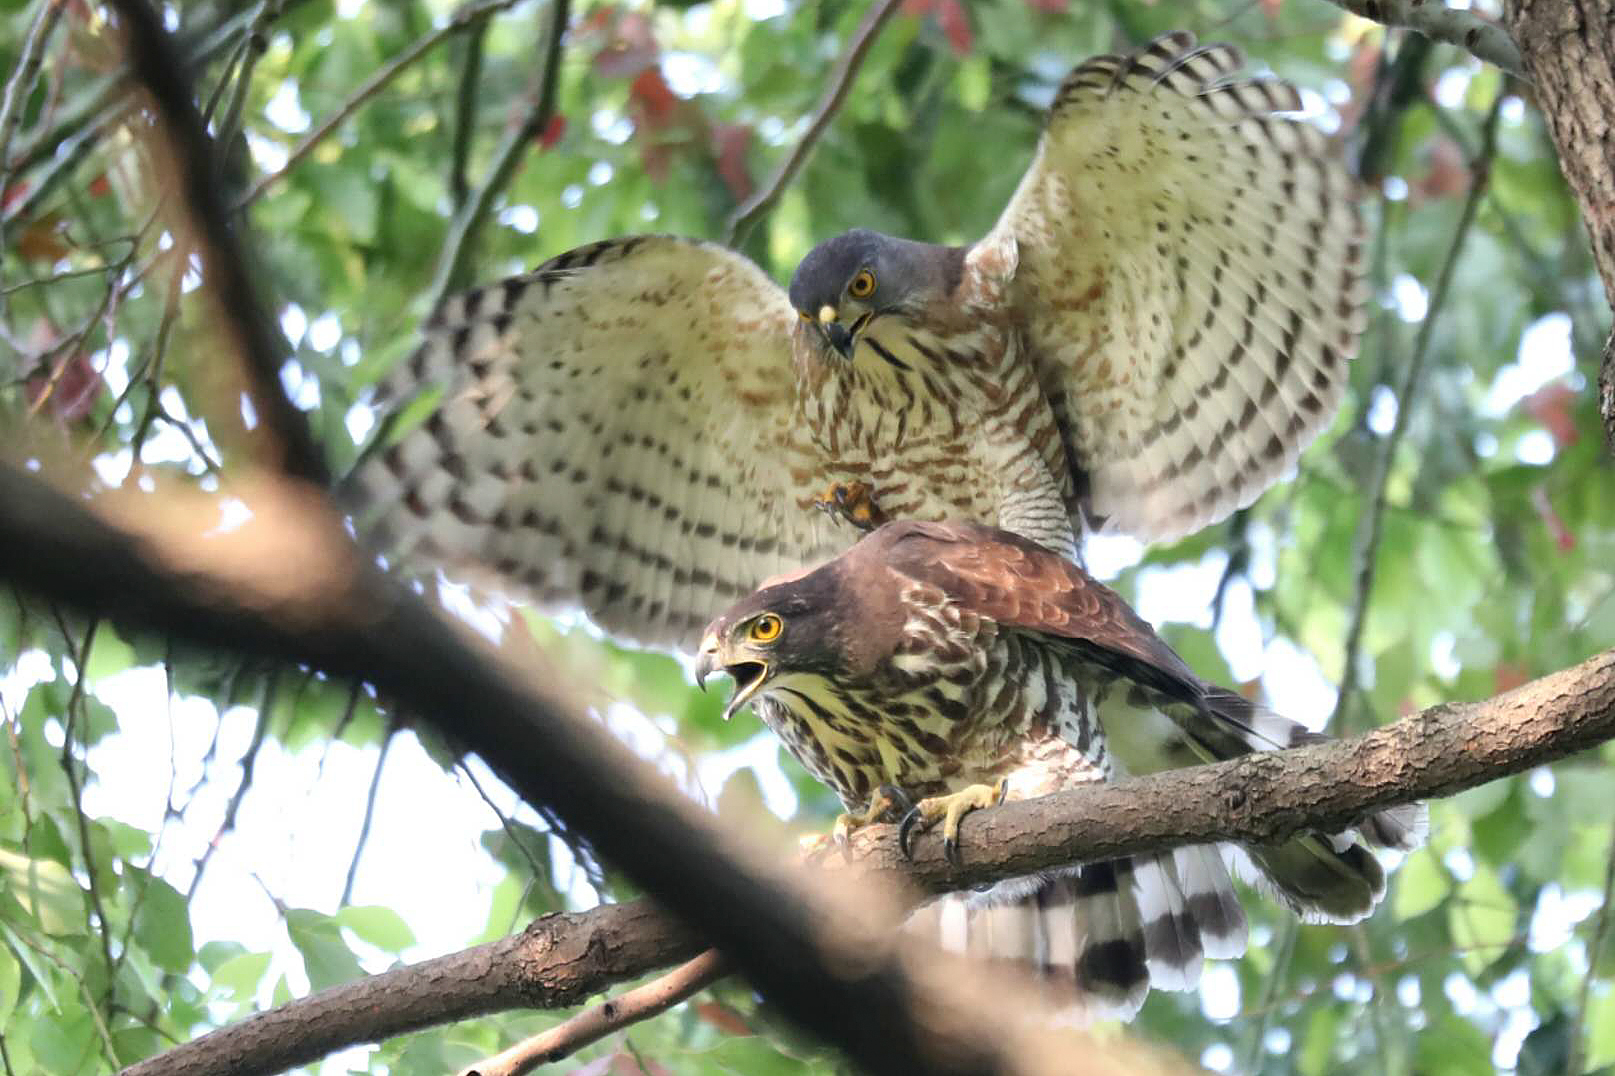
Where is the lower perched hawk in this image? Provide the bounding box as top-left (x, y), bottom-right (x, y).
top-left (349, 31), bottom-right (1365, 649)
top-left (695, 521), bottom-right (1424, 1019)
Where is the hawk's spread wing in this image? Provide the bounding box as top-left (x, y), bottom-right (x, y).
top-left (988, 32), bottom-right (1365, 541)
top-left (349, 237), bottom-right (842, 648)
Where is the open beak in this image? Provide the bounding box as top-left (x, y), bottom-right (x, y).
top-left (695, 634), bottom-right (771, 721)
top-left (812, 304), bottom-right (855, 359)
top-left (820, 320), bottom-right (854, 359)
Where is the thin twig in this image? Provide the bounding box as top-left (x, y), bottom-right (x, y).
top-left (188, 675), bottom-right (276, 901)
top-left (340, 719), bottom-right (398, 906)
top-left (1568, 824), bottom-right (1615, 1075)
top-left (426, 0), bottom-right (570, 310)
top-left (450, 18), bottom-right (491, 210)
top-left (0, 101), bottom-right (138, 231)
top-left (1330, 90), bottom-right (1504, 731)
top-left (215, 1), bottom-right (282, 167)
top-left (8, 6), bottom-right (256, 178)
top-left (56, 619), bottom-right (118, 1002)
top-left (461, 758), bottom-right (551, 883)
top-left (0, 0), bottom-right (71, 285)
top-left (1321, 0), bottom-right (1526, 79)
top-left (724, 0), bottom-right (905, 247)
top-left (107, 0), bottom-right (330, 485)
top-left (239, 0), bottom-right (520, 210)
top-left (236, 0), bottom-right (522, 209)
top-left (462, 950), bottom-right (730, 1076)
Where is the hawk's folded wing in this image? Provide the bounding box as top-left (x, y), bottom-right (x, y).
top-left (989, 32), bottom-right (1366, 541)
top-left (347, 236), bottom-right (843, 649)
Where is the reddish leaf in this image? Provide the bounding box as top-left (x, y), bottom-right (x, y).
top-left (26, 352), bottom-right (104, 425)
top-left (1524, 381), bottom-right (1580, 449)
top-left (696, 1000), bottom-right (754, 1037)
top-left (712, 123), bottom-right (753, 202)
top-left (904, 0), bottom-right (972, 55)
top-left (1493, 663), bottom-right (1530, 695)
top-left (1412, 138), bottom-right (1471, 202)
top-left (87, 174), bottom-right (112, 197)
top-left (1531, 486), bottom-right (1575, 552)
top-left (1024, 0), bottom-right (1068, 11)
top-left (1260, 0), bottom-right (1284, 17)
top-left (591, 9), bottom-right (658, 78)
top-left (629, 68), bottom-right (679, 129)
top-left (537, 113), bottom-right (568, 150)
top-left (3, 181), bottom-right (27, 211)
top-left (15, 217), bottom-right (70, 262)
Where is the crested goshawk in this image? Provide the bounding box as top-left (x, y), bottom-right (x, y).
top-left (352, 32), bottom-right (1365, 648)
top-left (695, 520), bottom-right (1424, 1019)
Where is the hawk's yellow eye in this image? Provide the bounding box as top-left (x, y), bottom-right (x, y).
top-left (848, 269), bottom-right (876, 299)
top-left (749, 613), bottom-right (783, 643)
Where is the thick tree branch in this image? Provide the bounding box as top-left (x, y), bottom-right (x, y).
top-left (1325, 0), bottom-right (1527, 79)
top-left (1505, 0), bottom-right (1615, 457)
top-left (724, 0), bottom-right (906, 246)
top-left (119, 902), bottom-right (703, 1076)
top-left (91, 602), bottom-right (1615, 1075)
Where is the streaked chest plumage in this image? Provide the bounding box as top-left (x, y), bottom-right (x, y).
top-left (751, 583), bottom-right (1116, 810)
top-left (791, 322), bottom-right (1035, 517)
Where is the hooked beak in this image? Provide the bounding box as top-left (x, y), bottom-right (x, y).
top-left (694, 633), bottom-right (771, 721)
top-left (811, 304), bottom-right (855, 359)
top-left (820, 320), bottom-right (854, 359)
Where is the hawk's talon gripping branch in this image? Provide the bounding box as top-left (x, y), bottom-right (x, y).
top-left (833, 783), bottom-right (913, 847)
top-left (898, 779), bottom-right (1008, 866)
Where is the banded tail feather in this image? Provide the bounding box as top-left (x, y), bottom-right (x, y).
top-left (917, 848), bottom-right (1247, 1023)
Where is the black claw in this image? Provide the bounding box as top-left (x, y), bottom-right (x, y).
top-left (876, 783), bottom-right (913, 822)
top-left (898, 807), bottom-right (923, 861)
top-left (943, 836), bottom-right (962, 867)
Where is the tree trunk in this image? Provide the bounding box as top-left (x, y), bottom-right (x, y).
top-left (1506, 0), bottom-right (1615, 453)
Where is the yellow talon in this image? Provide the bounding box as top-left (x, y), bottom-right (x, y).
top-left (899, 780), bottom-right (1008, 865)
top-left (810, 481), bottom-right (888, 533)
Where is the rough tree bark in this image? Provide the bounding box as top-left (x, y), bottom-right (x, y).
top-left (1506, 0), bottom-right (1615, 453)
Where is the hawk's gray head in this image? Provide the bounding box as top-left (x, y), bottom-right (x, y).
top-left (788, 229), bottom-right (966, 360)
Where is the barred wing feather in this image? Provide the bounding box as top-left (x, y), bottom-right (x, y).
top-left (992, 32), bottom-right (1367, 541)
top-left (347, 237), bottom-right (843, 649)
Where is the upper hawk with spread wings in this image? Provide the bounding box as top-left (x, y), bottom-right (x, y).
top-left (695, 520), bottom-right (1425, 1020)
top-left (350, 32), bottom-right (1365, 649)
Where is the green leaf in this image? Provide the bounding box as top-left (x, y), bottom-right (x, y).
top-left (131, 872), bottom-right (194, 974)
top-left (0, 846), bottom-right (86, 936)
top-left (338, 905), bottom-right (416, 954)
top-left (1394, 847), bottom-right (1450, 920)
top-left (0, 943), bottom-right (20, 1028)
top-left (1448, 863), bottom-right (1517, 974)
top-left (286, 908), bottom-right (366, 991)
top-left (1590, 987), bottom-right (1615, 1069)
top-left (209, 951), bottom-right (272, 1001)
top-left (1414, 1014), bottom-right (1495, 1075)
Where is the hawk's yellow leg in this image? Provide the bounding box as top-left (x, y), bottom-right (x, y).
top-left (811, 481), bottom-right (888, 532)
top-left (899, 779), bottom-right (1009, 866)
top-left (799, 784), bottom-right (912, 857)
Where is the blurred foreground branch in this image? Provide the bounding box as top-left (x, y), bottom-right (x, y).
top-left (1, 466), bottom-right (1612, 1075)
